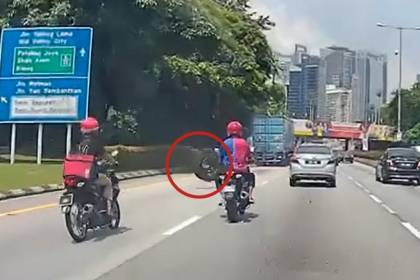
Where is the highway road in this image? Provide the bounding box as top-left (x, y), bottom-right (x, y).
top-left (2, 163), bottom-right (420, 279)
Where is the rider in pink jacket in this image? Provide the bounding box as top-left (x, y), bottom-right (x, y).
top-left (218, 121), bottom-right (255, 202)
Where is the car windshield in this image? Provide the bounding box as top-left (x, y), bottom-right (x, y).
top-left (297, 146), bottom-right (331, 155)
top-left (388, 148), bottom-right (418, 158)
top-left (4, 0), bottom-right (420, 279)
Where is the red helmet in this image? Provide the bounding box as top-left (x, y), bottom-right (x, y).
top-left (227, 121), bottom-right (243, 137)
top-left (80, 117), bottom-right (99, 133)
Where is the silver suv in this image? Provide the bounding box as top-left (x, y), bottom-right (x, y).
top-left (289, 143), bottom-right (337, 187)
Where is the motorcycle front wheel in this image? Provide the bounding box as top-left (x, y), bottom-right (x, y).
top-left (109, 200), bottom-right (121, 229)
top-left (65, 203), bottom-right (88, 243)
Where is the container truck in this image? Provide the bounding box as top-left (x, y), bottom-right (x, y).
top-left (251, 115), bottom-right (294, 166)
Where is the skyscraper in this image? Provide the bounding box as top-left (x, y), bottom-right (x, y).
top-left (273, 52), bottom-right (293, 86)
top-left (320, 46), bottom-right (356, 90)
top-left (351, 51), bottom-right (387, 122)
top-left (292, 44), bottom-right (308, 65)
top-left (325, 85), bottom-right (351, 122)
top-left (288, 47), bottom-right (325, 120)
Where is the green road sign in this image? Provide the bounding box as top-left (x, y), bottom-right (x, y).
top-left (13, 46), bottom-right (75, 75)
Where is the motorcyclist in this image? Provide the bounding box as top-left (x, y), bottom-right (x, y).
top-left (217, 121), bottom-right (256, 203)
top-left (77, 117), bottom-right (114, 217)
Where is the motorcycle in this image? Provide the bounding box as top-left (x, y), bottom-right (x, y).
top-left (220, 173), bottom-right (252, 223)
top-left (59, 150), bottom-right (121, 242)
top-left (194, 148), bottom-right (253, 223)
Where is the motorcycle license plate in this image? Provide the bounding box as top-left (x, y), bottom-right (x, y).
top-left (223, 185), bottom-right (235, 193)
top-left (59, 194), bottom-right (74, 206)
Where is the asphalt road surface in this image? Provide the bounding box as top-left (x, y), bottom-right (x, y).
top-left (2, 164), bottom-right (420, 280)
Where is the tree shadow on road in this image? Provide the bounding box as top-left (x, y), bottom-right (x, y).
top-left (83, 226), bottom-right (133, 243)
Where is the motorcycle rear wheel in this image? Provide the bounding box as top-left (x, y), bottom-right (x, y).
top-left (226, 199), bottom-right (240, 223)
top-left (65, 203), bottom-right (88, 243)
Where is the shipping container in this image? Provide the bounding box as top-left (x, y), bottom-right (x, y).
top-left (252, 115), bottom-right (294, 166)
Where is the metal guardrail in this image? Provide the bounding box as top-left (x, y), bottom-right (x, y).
top-left (0, 146), bottom-right (9, 154)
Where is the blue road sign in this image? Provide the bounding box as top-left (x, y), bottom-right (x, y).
top-left (0, 27), bottom-right (93, 123)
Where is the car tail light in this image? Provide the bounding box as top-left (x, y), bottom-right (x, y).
top-left (64, 177), bottom-right (77, 188)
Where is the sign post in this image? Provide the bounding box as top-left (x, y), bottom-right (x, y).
top-left (37, 124), bottom-right (43, 165)
top-left (10, 124), bottom-right (16, 164)
top-left (0, 27), bottom-right (93, 163)
top-left (66, 123), bottom-right (72, 155)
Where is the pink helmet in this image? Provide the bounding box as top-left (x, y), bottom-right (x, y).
top-left (80, 117), bottom-right (99, 133)
top-left (227, 121), bottom-right (243, 137)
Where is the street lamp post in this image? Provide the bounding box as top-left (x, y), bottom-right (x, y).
top-left (377, 22), bottom-right (420, 140)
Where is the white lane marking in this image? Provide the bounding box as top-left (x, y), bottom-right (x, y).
top-left (347, 176), bottom-right (354, 181)
top-left (262, 180), bottom-right (269, 186)
top-left (382, 204), bottom-right (396, 215)
top-left (163, 215), bottom-right (202, 236)
top-left (355, 181), bottom-right (364, 188)
top-left (401, 222), bottom-right (420, 240)
top-left (369, 194), bottom-right (382, 204)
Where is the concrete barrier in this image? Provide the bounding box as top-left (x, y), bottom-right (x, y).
top-left (354, 157), bottom-right (377, 167)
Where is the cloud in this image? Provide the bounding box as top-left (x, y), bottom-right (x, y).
top-left (251, 0), bottom-right (420, 91)
top-left (250, 1), bottom-right (332, 55)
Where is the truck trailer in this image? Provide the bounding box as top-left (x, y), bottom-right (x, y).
top-left (252, 115), bottom-right (294, 166)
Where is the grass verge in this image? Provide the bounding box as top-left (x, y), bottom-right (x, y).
top-left (0, 163), bottom-right (62, 192)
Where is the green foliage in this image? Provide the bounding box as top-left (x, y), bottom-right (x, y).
top-left (404, 123), bottom-right (420, 144)
top-left (0, 0), bottom-right (283, 144)
top-left (383, 84), bottom-right (420, 132)
top-left (102, 108), bottom-right (140, 145)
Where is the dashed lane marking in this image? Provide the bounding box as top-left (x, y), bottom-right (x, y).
top-left (348, 176), bottom-right (420, 242)
top-left (369, 194), bottom-right (383, 204)
top-left (163, 216), bottom-right (202, 236)
top-left (401, 222), bottom-right (420, 240)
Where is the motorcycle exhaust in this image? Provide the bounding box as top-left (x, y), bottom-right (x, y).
top-left (61, 206), bottom-right (70, 214)
top-left (240, 191), bottom-right (249, 199)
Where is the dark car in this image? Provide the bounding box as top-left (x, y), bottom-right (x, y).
top-left (376, 148), bottom-right (420, 185)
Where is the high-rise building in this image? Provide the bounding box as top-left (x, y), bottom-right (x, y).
top-left (320, 46), bottom-right (356, 90)
top-left (351, 51), bottom-right (387, 122)
top-left (273, 52), bottom-right (293, 86)
top-left (288, 48), bottom-right (326, 120)
top-left (325, 85), bottom-right (351, 122)
top-left (292, 44), bottom-right (308, 65)
top-left (288, 66), bottom-right (304, 118)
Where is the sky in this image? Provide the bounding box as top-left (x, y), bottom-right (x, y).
top-left (251, 0), bottom-right (420, 94)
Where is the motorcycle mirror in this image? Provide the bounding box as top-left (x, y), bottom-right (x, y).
top-left (111, 150), bottom-right (119, 157)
